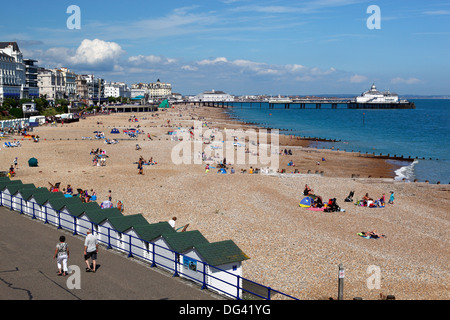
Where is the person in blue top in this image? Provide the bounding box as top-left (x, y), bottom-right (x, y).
top-left (388, 191), bottom-right (394, 204)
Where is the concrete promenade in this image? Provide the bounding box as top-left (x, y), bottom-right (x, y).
top-left (0, 206), bottom-right (222, 300)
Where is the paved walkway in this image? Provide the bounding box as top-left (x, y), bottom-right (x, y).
top-left (0, 207), bottom-right (222, 300)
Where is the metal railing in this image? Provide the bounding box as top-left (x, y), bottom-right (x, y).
top-left (0, 192), bottom-right (298, 300)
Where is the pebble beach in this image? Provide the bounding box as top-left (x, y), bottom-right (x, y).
top-left (1, 103), bottom-right (449, 300)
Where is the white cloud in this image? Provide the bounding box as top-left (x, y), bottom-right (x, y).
top-left (181, 65), bottom-right (198, 71)
top-left (423, 10), bottom-right (450, 15)
top-left (349, 74), bottom-right (368, 83)
top-left (391, 77), bottom-right (421, 85)
top-left (197, 57), bottom-right (229, 65)
top-left (69, 39), bottom-right (126, 67)
top-left (128, 55), bottom-right (177, 65)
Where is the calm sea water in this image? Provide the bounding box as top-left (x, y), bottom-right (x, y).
top-left (225, 99), bottom-right (450, 184)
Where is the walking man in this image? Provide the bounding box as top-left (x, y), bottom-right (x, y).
top-left (84, 229), bottom-right (98, 273)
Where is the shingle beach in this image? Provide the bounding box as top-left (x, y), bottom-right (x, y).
top-left (1, 104), bottom-right (449, 300)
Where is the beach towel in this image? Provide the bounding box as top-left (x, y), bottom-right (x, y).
top-left (306, 207), bottom-right (324, 211)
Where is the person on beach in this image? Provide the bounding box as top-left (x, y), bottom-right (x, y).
top-left (117, 200), bottom-right (124, 213)
top-left (13, 157), bottom-right (18, 169)
top-left (8, 165), bottom-right (15, 177)
top-left (138, 157), bottom-right (144, 175)
top-left (84, 229), bottom-right (98, 273)
top-left (363, 193), bottom-right (373, 201)
top-left (53, 235), bottom-right (69, 276)
top-left (389, 191), bottom-right (394, 204)
top-left (169, 217), bottom-right (177, 229)
top-left (303, 185), bottom-right (314, 196)
top-left (362, 230), bottom-right (386, 239)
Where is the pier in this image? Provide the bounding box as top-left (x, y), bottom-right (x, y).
top-left (181, 99), bottom-right (415, 109)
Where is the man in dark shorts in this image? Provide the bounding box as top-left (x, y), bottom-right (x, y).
top-left (84, 229), bottom-right (98, 272)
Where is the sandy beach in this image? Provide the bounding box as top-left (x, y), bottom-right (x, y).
top-left (1, 104), bottom-right (449, 300)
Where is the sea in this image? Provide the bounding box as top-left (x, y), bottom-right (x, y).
top-left (225, 99), bottom-right (450, 184)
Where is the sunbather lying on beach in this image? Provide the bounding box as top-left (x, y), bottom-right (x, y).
top-left (361, 230), bottom-right (386, 239)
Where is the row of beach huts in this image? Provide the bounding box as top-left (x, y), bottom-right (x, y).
top-left (0, 176), bottom-right (251, 299)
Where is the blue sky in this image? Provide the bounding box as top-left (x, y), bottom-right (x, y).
top-left (1, 0), bottom-right (449, 95)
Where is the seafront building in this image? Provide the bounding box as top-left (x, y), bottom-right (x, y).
top-left (24, 59), bottom-right (40, 99)
top-left (0, 42), bottom-right (28, 103)
top-left (355, 83), bottom-right (399, 103)
top-left (37, 67), bottom-right (66, 102)
top-left (192, 89), bottom-right (234, 102)
top-left (104, 82), bottom-right (131, 99)
top-left (131, 79), bottom-right (172, 100)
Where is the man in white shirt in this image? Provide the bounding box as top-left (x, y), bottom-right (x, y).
top-left (169, 217), bottom-right (177, 229)
top-left (84, 229), bottom-right (98, 272)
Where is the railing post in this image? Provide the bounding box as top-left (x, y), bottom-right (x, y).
top-left (237, 275), bottom-right (241, 300)
top-left (32, 202), bottom-right (36, 219)
top-left (128, 234), bottom-right (133, 258)
top-left (107, 228), bottom-right (112, 249)
top-left (57, 210), bottom-right (61, 229)
top-left (151, 243), bottom-right (156, 267)
top-left (73, 217), bottom-right (77, 235)
top-left (44, 206), bottom-right (48, 224)
top-left (173, 253), bottom-right (179, 277)
top-left (338, 263), bottom-right (345, 300)
top-left (201, 262), bottom-right (207, 290)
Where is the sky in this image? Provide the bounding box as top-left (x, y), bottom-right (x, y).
top-left (1, 0), bottom-right (449, 96)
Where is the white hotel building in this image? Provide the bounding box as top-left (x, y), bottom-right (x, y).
top-left (104, 82), bottom-right (131, 99)
top-left (0, 42), bottom-right (27, 103)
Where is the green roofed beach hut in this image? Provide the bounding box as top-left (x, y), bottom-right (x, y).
top-left (0, 179), bottom-right (23, 208)
top-left (124, 222), bottom-right (176, 262)
top-left (183, 240), bottom-right (250, 299)
top-left (62, 201), bottom-right (102, 235)
top-left (99, 214), bottom-right (149, 252)
top-left (3, 183), bottom-right (36, 211)
top-left (152, 230), bottom-right (209, 273)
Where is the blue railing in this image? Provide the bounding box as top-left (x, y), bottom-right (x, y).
top-left (0, 191), bottom-right (298, 300)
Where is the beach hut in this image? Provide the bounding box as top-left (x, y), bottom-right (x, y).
top-left (63, 202), bottom-right (102, 235)
top-left (44, 196), bottom-right (83, 231)
top-left (181, 240), bottom-right (250, 299)
top-left (123, 222), bottom-right (176, 262)
top-left (82, 207), bottom-right (123, 243)
top-left (19, 187), bottom-right (52, 218)
top-left (98, 214), bottom-right (149, 253)
top-left (0, 179), bottom-right (24, 209)
top-left (299, 197), bottom-right (314, 208)
top-left (151, 230), bottom-right (209, 274)
top-left (31, 192), bottom-right (66, 224)
top-left (4, 183), bottom-right (36, 212)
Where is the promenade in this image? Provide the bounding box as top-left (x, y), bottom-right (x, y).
top-left (0, 206), bottom-right (222, 300)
